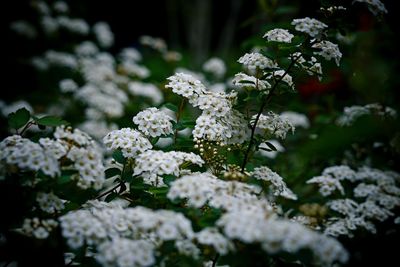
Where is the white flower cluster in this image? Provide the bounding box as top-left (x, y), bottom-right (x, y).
top-left (291, 17), bottom-right (328, 38)
top-left (132, 108), bottom-right (174, 138)
top-left (307, 166), bottom-right (400, 237)
top-left (0, 135), bottom-right (60, 177)
top-left (166, 72), bottom-right (207, 105)
top-left (96, 238), bottom-right (155, 267)
top-left (203, 57), bottom-right (227, 78)
top-left (36, 192), bottom-right (65, 213)
top-left (312, 40), bottom-right (342, 66)
top-left (292, 52), bottom-right (323, 79)
top-left (232, 72), bottom-right (271, 91)
top-left (93, 22), bottom-right (114, 48)
top-left (252, 112), bottom-right (295, 140)
top-left (196, 227), bottom-right (233, 255)
top-left (103, 128), bottom-right (152, 158)
top-left (21, 217), bottom-right (58, 239)
top-left (337, 103), bottom-right (397, 126)
top-left (268, 69), bottom-right (295, 88)
top-left (133, 150), bottom-right (204, 187)
top-left (54, 126), bottom-right (106, 189)
top-left (168, 172), bottom-right (268, 211)
top-left (60, 201), bottom-right (196, 265)
top-left (263, 28), bottom-right (294, 43)
top-left (128, 81), bottom-right (163, 105)
top-left (353, 0), bottom-right (387, 15)
top-left (216, 211), bottom-right (348, 266)
top-left (238, 53), bottom-right (277, 71)
top-left (193, 109), bottom-right (249, 145)
top-left (252, 166), bottom-right (297, 200)
top-left (167, 73), bottom-right (249, 145)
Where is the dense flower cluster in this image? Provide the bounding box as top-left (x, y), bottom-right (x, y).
top-left (103, 128), bottom-right (152, 158)
top-left (337, 103), bottom-right (397, 126)
top-left (36, 191), bottom-right (65, 213)
top-left (307, 166), bottom-right (400, 237)
top-left (21, 217), bottom-right (58, 239)
top-left (60, 201), bottom-right (197, 265)
top-left (312, 40), bottom-right (342, 66)
top-left (252, 166), bottom-right (297, 200)
top-left (232, 72), bottom-right (271, 91)
top-left (168, 172), bottom-right (269, 211)
top-left (291, 17), bottom-right (328, 38)
top-left (216, 211), bottom-right (348, 266)
top-left (0, 135), bottom-right (60, 178)
top-left (128, 81), bottom-right (163, 105)
top-left (280, 111), bottom-right (310, 128)
top-left (238, 52), bottom-right (277, 71)
top-left (263, 28), bottom-right (294, 43)
top-left (252, 112), bottom-right (295, 139)
top-left (132, 108), bottom-right (173, 138)
top-left (133, 150), bottom-right (204, 186)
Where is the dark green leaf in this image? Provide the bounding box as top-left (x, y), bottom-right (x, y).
top-left (163, 103), bottom-right (178, 112)
top-left (105, 192), bottom-right (118, 202)
top-left (112, 150), bottom-right (126, 164)
top-left (105, 168), bottom-right (121, 179)
top-left (265, 141), bottom-right (278, 151)
top-left (34, 115), bottom-right (68, 127)
top-left (8, 108), bottom-right (30, 129)
top-left (238, 80), bottom-right (256, 85)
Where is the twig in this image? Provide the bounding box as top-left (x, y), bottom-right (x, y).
top-left (19, 121), bottom-right (35, 136)
top-left (174, 98), bottom-right (186, 144)
top-left (241, 55), bottom-right (301, 172)
top-left (96, 183), bottom-right (122, 200)
top-left (212, 253), bottom-right (220, 267)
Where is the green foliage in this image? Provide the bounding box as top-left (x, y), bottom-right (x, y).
top-left (8, 108), bottom-right (30, 129)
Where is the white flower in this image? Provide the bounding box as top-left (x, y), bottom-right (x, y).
top-left (312, 40), bottom-right (342, 66)
top-left (263, 28), bottom-right (294, 43)
top-left (103, 128), bottom-right (152, 158)
top-left (307, 175), bottom-right (345, 196)
top-left (132, 107), bottom-right (173, 138)
top-left (291, 17), bottom-right (328, 38)
top-left (252, 166), bottom-right (297, 200)
top-left (232, 72), bottom-right (271, 91)
top-left (238, 52), bottom-right (277, 71)
top-left (337, 103), bottom-right (397, 126)
top-left (252, 112), bottom-right (295, 140)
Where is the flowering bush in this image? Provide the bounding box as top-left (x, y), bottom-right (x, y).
top-left (1, 0), bottom-right (399, 267)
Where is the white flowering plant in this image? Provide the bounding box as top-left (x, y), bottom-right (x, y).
top-left (1, 0), bottom-right (399, 267)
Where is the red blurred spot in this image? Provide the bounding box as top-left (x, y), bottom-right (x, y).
top-left (298, 70), bottom-right (344, 97)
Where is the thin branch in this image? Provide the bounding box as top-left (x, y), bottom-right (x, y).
top-left (96, 183), bottom-right (122, 200)
top-left (19, 121), bottom-right (35, 136)
top-left (174, 98), bottom-right (186, 144)
top-left (241, 55), bottom-right (301, 172)
top-left (212, 253), bottom-right (220, 267)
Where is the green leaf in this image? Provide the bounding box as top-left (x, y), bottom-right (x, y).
top-left (265, 141), bottom-right (277, 151)
top-left (112, 150), bottom-right (126, 164)
top-left (105, 168), bottom-right (121, 179)
top-left (163, 103), bottom-right (178, 112)
top-left (105, 192), bottom-right (118, 202)
top-left (181, 120), bottom-right (196, 128)
top-left (8, 108), bottom-right (30, 129)
top-left (34, 115), bottom-right (68, 127)
top-left (238, 80), bottom-right (256, 85)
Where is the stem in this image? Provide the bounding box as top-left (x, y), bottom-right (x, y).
top-left (19, 121), bottom-right (35, 136)
top-left (212, 253), bottom-right (220, 267)
top-left (241, 55), bottom-right (301, 172)
top-left (174, 98), bottom-right (186, 144)
top-left (96, 183), bottom-right (122, 200)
